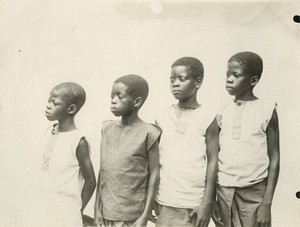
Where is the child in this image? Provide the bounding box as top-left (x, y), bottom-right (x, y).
top-left (155, 57), bottom-right (219, 227)
top-left (42, 82), bottom-right (96, 227)
top-left (212, 52), bottom-right (280, 227)
top-left (94, 75), bottom-right (161, 226)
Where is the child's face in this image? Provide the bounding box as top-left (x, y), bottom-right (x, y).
top-left (226, 61), bottom-right (253, 98)
top-left (45, 89), bottom-right (70, 121)
top-left (170, 65), bottom-right (199, 101)
top-left (110, 82), bottom-right (135, 116)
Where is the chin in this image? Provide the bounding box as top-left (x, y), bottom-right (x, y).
top-left (226, 90), bottom-right (236, 96)
top-left (172, 94), bottom-right (181, 100)
top-left (45, 116), bottom-right (55, 121)
top-left (111, 110), bottom-right (121, 117)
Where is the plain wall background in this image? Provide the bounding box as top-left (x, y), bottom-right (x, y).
top-left (0, 1), bottom-right (299, 226)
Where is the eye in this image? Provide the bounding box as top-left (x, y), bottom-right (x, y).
top-left (226, 72), bottom-right (239, 78)
top-left (179, 77), bottom-right (187, 82)
top-left (118, 94), bottom-right (124, 99)
top-left (227, 71), bottom-right (235, 78)
top-left (48, 98), bottom-right (57, 105)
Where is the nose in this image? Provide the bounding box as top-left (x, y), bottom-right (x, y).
top-left (46, 103), bottom-right (51, 109)
top-left (226, 75), bottom-right (233, 83)
top-left (111, 96), bottom-right (117, 104)
top-left (172, 78), bottom-right (180, 87)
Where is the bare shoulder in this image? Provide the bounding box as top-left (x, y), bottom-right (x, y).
top-left (78, 137), bottom-right (88, 147)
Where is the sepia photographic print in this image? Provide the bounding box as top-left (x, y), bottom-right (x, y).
top-left (0, 1), bottom-right (299, 226)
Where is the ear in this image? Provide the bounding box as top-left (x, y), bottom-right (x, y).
top-left (134, 97), bottom-right (143, 108)
top-left (68, 104), bottom-right (77, 115)
top-left (250, 76), bottom-right (259, 86)
top-left (195, 77), bottom-right (202, 89)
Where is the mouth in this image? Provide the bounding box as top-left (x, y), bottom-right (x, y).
top-left (110, 108), bottom-right (120, 116)
top-left (225, 85), bottom-right (234, 90)
top-left (45, 111), bottom-right (53, 120)
top-left (172, 90), bottom-right (181, 94)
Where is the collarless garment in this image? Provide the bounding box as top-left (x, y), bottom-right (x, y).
top-left (156, 104), bottom-right (216, 209)
top-left (41, 125), bottom-right (87, 227)
top-left (217, 99), bottom-right (277, 187)
top-left (100, 120), bottom-right (161, 221)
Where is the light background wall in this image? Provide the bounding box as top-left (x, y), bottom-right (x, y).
top-left (0, 1), bottom-right (299, 226)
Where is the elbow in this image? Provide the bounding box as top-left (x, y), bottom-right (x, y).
top-left (276, 159), bottom-right (280, 171)
top-left (150, 169), bottom-right (160, 186)
top-left (88, 177), bottom-right (97, 190)
top-left (271, 155), bottom-right (280, 165)
top-left (270, 157), bottom-right (280, 171)
top-left (152, 170), bottom-right (160, 184)
top-left (92, 178), bottom-right (97, 189)
top-left (207, 159), bottom-right (218, 171)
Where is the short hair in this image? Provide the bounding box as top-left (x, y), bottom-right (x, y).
top-left (228, 51), bottom-right (263, 79)
top-left (114, 74), bottom-right (149, 106)
top-left (52, 82), bottom-right (86, 113)
top-left (171, 57), bottom-right (204, 83)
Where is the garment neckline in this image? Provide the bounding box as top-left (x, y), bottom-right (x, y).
top-left (114, 119), bottom-right (145, 128)
top-left (234, 98), bottom-right (259, 104)
top-left (174, 103), bottom-right (202, 111)
top-left (52, 124), bottom-right (78, 135)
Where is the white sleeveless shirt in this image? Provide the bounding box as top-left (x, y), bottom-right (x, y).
top-left (217, 99), bottom-right (276, 187)
top-left (40, 124), bottom-right (86, 227)
top-left (156, 104), bottom-right (215, 208)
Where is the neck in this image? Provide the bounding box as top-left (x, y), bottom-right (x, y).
top-left (57, 117), bottom-right (76, 132)
top-left (178, 93), bottom-right (199, 109)
top-left (121, 111), bottom-right (141, 126)
top-left (235, 90), bottom-right (257, 101)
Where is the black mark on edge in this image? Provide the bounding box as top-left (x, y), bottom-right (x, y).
top-left (293, 15), bottom-right (300, 23)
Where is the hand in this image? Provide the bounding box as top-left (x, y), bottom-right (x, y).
top-left (149, 200), bottom-right (159, 223)
top-left (211, 200), bottom-right (224, 226)
top-left (256, 203), bottom-right (271, 227)
top-left (132, 216), bottom-right (148, 227)
top-left (189, 201), bottom-right (211, 227)
top-left (94, 206), bottom-right (104, 226)
top-left (82, 214), bottom-right (96, 227)
top-left (148, 212), bottom-right (157, 223)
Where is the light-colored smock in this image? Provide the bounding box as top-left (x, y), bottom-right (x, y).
top-left (40, 124), bottom-right (86, 227)
top-left (100, 120), bottom-right (161, 221)
top-left (156, 104), bottom-right (215, 209)
top-left (217, 99), bottom-right (276, 187)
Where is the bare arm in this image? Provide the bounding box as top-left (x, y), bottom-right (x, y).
top-left (263, 109), bottom-right (280, 204)
top-left (94, 170), bottom-right (101, 210)
top-left (133, 140), bottom-right (160, 226)
top-left (257, 109), bottom-right (280, 226)
top-left (190, 118), bottom-right (219, 227)
top-left (203, 118), bottom-right (219, 204)
top-left (94, 169), bottom-right (104, 225)
top-left (76, 137), bottom-right (97, 213)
